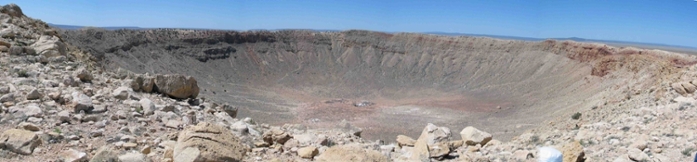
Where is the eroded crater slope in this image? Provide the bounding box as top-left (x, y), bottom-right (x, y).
top-left (60, 29), bottom-right (694, 140)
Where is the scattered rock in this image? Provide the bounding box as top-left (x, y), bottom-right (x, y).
top-left (337, 120), bottom-right (362, 137)
top-left (57, 110), bottom-right (71, 123)
top-left (562, 141), bottom-right (585, 162)
top-left (141, 76), bottom-right (155, 93)
top-left (429, 142), bottom-right (450, 159)
top-left (165, 120), bottom-right (182, 129)
top-left (0, 86), bottom-right (9, 94)
top-left (449, 140), bottom-right (464, 148)
top-left (460, 126), bottom-right (493, 146)
top-left (0, 129), bottom-right (41, 155)
top-left (682, 82), bottom-right (697, 93)
top-left (672, 83), bottom-right (688, 95)
top-left (18, 122), bottom-right (40, 131)
top-left (118, 152), bottom-right (146, 162)
top-left (154, 74), bottom-right (200, 99)
top-left (30, 35), bottom-right (66, 57)
top-left (140, 145), bottom-right (151, 154)
top-left (24, 46), bottom-right (35, 55)
top-left (315, 144), bottom-right (389, 162)
top-left (173, 122), bottom-right (246, 162)
top-left (139, 98), bottom-right (156, 116)
top-left (396, 135), bottom-right (416, 147)
top-left (91, 145), bottom-right (119, 162)
top-left (0, 93), bottom-right (15, 103)
top-left (219, 103), bottom-right (237, 118)
top-left (112, 87), bottom-right (131, 100)
top-left (263, 127), bottom-right (292, 145)
top-left (75, 68), bottom-right (94, 82)
top-left (9, 45), bottom-right (22, 55)
top-left (297, 146), bottom-right (318, 159)
top-left (71, 92), bottom-right (94, 113)
top-left (23, 104), bottom-right (43, 118)
top-left (61, 149), bottom-right (87, 162)
top-left (123, 143), bottom-right (137, 149)
top-left (26, 88), bottom-right (41, 100)
top-left (627, 148), bottom-right (649, 162)
top-left (130, 77), bottom-right (143, 92)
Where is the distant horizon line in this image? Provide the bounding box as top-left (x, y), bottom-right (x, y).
top-left (48, 23), bottom-right (697, 50)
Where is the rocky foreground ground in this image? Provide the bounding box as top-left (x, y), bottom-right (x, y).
top-left (0, 3), bottom-right (697, 162)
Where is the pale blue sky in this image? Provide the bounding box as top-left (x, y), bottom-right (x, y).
top-left (7, 0), bottom-right (697, 47)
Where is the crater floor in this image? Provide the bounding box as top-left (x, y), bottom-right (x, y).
top-left (60, 29), bottom-right (692, 141)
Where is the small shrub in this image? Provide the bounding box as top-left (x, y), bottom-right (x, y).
top-left (621, 126), bottom-right (630, 132)
top-left (530, 135), bottom-right (540, 144)
top-left (571, 112), bottom-right (582, 120)
top-left (17, 70), bottom-right (28, 78)
top-left (580, 140), bottom-right (592, 147)
top-left (679, 103), bottom-right (691, 111)
top-left (326, 139), bottom-right (336, 147)
top-left (53, 128), bottom-right (62, 134)
top-left (643, 118), bottom-right (652, 124)
top-left (135, 106), bottom-right (143, 113)
top-left (682, 147), bottom-right (695, 157)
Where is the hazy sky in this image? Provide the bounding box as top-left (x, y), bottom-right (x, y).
top-left (10, 0), bottom-right (697, 47)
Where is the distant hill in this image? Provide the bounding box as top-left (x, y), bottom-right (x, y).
top-left (424, 32), bottom-right (697, 51)
top-left (48, 23), bottom-right (143, 30)
top-left (47, 24), bottom-right (696, 52)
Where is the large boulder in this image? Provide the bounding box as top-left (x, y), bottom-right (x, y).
top-left (315, 144), bottom-right (389, 162)
top-left (297, 146), bottom-right (318, 159)
top-left (0, 129), bottom-right (41, 155)
top-left (262, 127), bottom-right (292, 145)
top-left (410, 123), bottom-right (452, 161)
top-left (460, 126), bottom-right (492, 146)
top-left (141, 76), bottom-right (155, 93)
top-left (154, 74), bottom-right (199, 99)
top-left (30, 35), bottom-right (66, 57)
top-left (173, 122), bottom-right (246, 162)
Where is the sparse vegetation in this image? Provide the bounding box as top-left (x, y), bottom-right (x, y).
top-left (679, 103), bottom-right (691, 111)
top-left (580, 139), bottom-right (594, 147)
top-left (135, 106), bottom-right (143, 113)
top-left (682, 147), bottom-right (695, 157)
top-left (53, 128), bottom-right (61, 134)
top-left (621, 126), bottom-right (631, 132)
top-left (17, 70), bottom-right (28, 77)
top-left (530, 135), bottom-right (540, 144)
top-left (572, 112), bottom-right (582, 120)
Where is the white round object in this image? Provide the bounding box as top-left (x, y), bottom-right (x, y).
top-left (537, 147), bottom-right (562, 162)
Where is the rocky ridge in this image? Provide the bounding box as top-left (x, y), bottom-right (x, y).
top-left (0, 3), bottom-right (695, 162)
